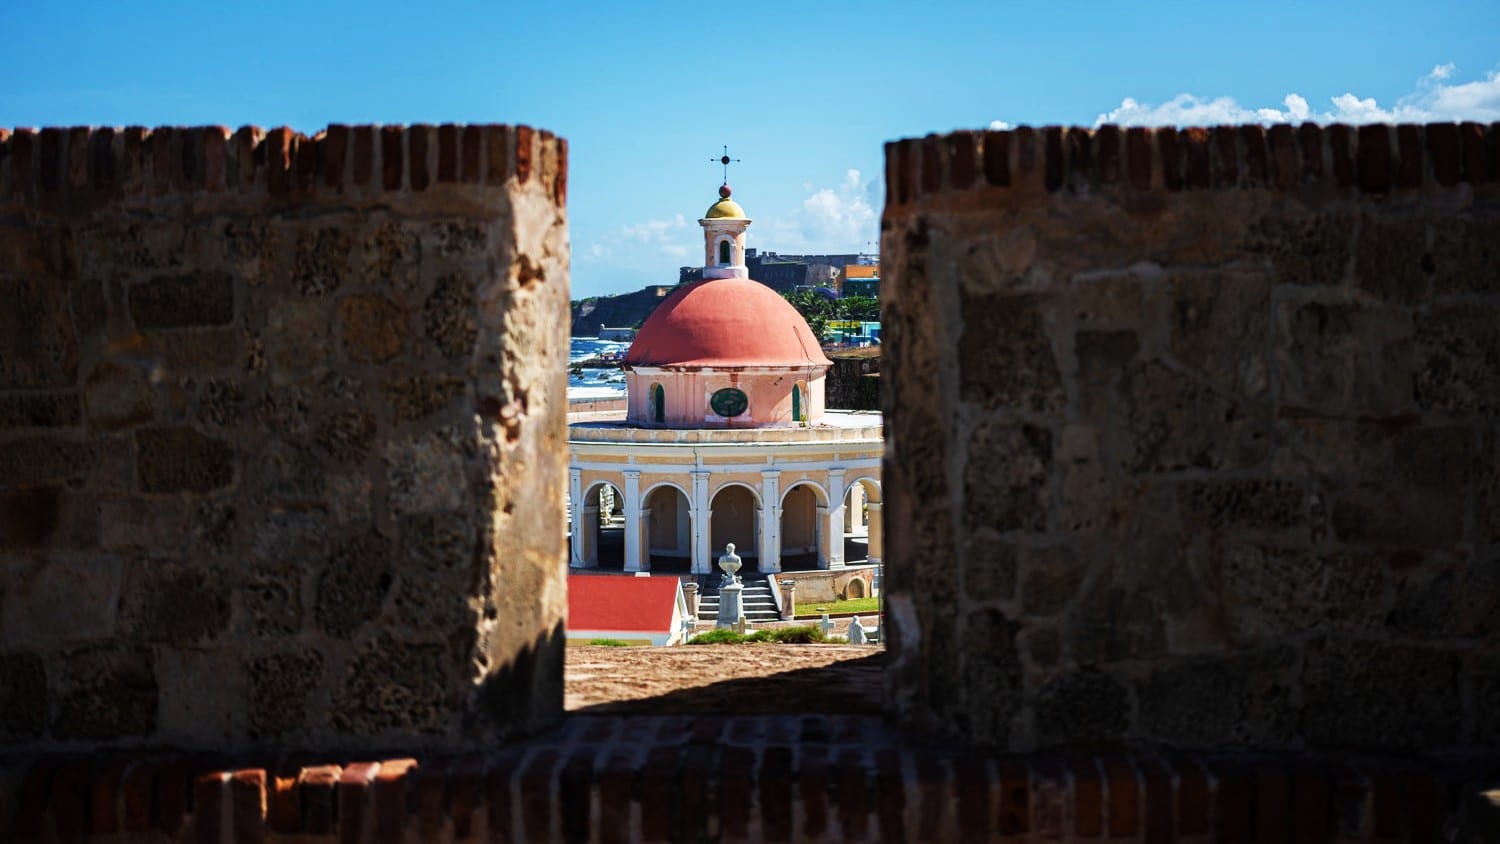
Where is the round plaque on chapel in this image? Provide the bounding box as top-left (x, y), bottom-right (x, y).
top-left (709, 387), bottom-right (749, 418)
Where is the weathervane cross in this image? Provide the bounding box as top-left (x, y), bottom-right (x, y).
top-left (710, 145), bottom-right (740, 183)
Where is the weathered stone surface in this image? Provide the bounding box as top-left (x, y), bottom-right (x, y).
top-left (1139, 648), bottom-right (1297, 748)
top-left (247, 651), bottom-right (323, 739)
top-left (0, 274), bottom-right (79, 388)
top-left (332, 636), bottom-right (450, 734)
top-left (1354, 217), bottom-right (1431, 304)
top-left (959, 609), bottom-right (1022, 745)
top-left (1019, 544), bottom-right (1087, 616)
top-left (1413, 304), bottom-right (1500, 416)
top-left (1301, 639), bottom-right (1460, 748)
top-left (1430, 214), bottom-right (1500, 295)
top-left (314, 531), bottom-right (393, 637)
top-left (961, 533), bottom-right (1016, 603)
top-left (0, 126), bottom-right (577, 753)
top-left (1121, 361), bottom-right (1266, 473)
top-left (385, 433), bottom-right (466, 515)
top-left (1, 554), bottom-right (121, 646)
top-left (1165, 266), bottom-right (1269, 396)
top-left (1032, 669), bottom-right (1129, 747)
top-left (118, 560), bottom-right (231, 643)
top-left (52, 645), bottom-right (157, 740)
top-left (128, 273), bottom-right (235, 329)
top-left (385, 375), bottom-right (466, 423)
top-left (156, 648), bottom-right (246, 744)
top-left (0, 392), bottom-right (81, 428)
top-left (958, 291), bottom-right (1063, 413)
top-left (338, 295), bottom-right (406, 363)
top-left (291, 227), bottom-right (351, 297)
top-left (0, 486), bottom-right (62, 548)
top-left (423, 276), bottom-right (478, 359)
top-left (135, 427), bottom-right (234, 493)
top-left (0, 652), bottom-right (47, 739)
top-left (1273, 299), bottom-right (1414, 416)
top-left (885, 128), bottom-right (1495, 753)
top-left (963, 421), bottom-right (1051, 533)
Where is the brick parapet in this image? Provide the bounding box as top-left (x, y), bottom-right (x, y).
top-left (884, 122), bottom-right (1500, 206)
top-left (0, 124), bottom-right (567, 209)
top-left (2, 716), bottom-right (1497, 842)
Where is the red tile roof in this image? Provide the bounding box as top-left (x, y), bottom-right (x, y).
top-left (568, 575), bottom-right (681, 632)
top-left (623, 278), bottom-right (831, 368)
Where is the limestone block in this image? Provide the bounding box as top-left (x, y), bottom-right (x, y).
top-left (1, 554), bottom-right (121, 647)
top-left (0, 274), bottom-right (78, 389)
top-left (246, 650), bottom-right (324, 740)
top-left (118, 559), bottom-right (231, 643)
top-left (135, 427), bottom-right (234, 493)
top-left (51, 645), bottom-right (157, 740)
top-left (128, 273), bottom-right (235, 329)
top-left (0, 653), bottom-right (46, 740)
top-left (1300, 639), bottom-right (1461, 748)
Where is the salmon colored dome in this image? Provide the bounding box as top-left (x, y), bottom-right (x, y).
top-left (624, 278), bottom-right (832, 368)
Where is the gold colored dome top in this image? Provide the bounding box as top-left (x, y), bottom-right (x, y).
top-left (704, 183), bottom-right (746, 220)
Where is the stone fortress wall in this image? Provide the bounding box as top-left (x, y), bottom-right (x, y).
top-left (882, 122), bottom-right (1500, 752)
top-left (0, 124), bottom-right (570, 752)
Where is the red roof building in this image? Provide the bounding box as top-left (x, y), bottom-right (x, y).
top-left (566, 575), bottom-right (687, 646)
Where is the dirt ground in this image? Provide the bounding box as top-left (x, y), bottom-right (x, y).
top-left (565, 644), bottom-right (884, 714)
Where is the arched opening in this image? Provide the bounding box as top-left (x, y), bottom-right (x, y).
top-left (572, 481), bottom-right (626, 569)
top-left (709, 483), bottom-right (758, 561)
top-left (841, 477), bottom-right (883, 568)
top-left (644, 483), bottom-right (691, 572)
top-left (651, 382), bottom-right (665, 424)
top-left (718, 239), bottom-right (732, 265)
top-left (792, 383), bottom-right (802, 422)
top-left (779, 481), bottom-right (827, 571)
top-left (846, 578), bottom-right (866, 599)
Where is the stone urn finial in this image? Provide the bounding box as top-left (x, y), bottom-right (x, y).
top-left (718, 543), bottom-right (742, 586)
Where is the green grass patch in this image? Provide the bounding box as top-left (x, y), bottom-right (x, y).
top-left (580, 638), bottom-right (646, 647)
top-left (688, 625), bottom-right (833, 645)
top-left (794, 596), bottom-right (880, 617)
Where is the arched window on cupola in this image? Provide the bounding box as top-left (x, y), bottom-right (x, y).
top-left (718, 239), bottom-right (732, 265)
top-left (792, 383), bottom-right (802, 422)
top-left (651, 383), bottom-right (665, 424)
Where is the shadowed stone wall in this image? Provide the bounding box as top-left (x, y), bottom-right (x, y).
top-left (0, 124), bottom-right (569, 752)
top-left (882, 123), bottom-right (1500, 752)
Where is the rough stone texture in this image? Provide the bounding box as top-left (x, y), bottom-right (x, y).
top-left (0, 124), bottom-right (569, 753)
top-left (884, 124), bottom-right (1500, 753)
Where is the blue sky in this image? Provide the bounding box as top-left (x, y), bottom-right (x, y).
top-left (4, 1), bottom-right (1498, 299)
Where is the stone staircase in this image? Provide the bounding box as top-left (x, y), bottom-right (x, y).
top-left (695, 572), bottom-right (780, 624)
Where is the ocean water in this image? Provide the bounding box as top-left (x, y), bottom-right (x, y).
top-left (568, 337), bottom-right (629, 400)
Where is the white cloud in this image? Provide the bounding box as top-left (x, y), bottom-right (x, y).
top-left (989, 119), bottom-right (1012, 130)
top-left (1092, 63), bottom-right (1500, 127)
top-left (759, 169), bottom-right (878, 255)
top-left (584, 213), bottom-right (694, 263)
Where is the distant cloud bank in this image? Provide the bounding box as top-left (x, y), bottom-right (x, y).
top-left (990, 63), bottom-right (1500, 129)
top-left (760, 169), bottom-right (878, 255)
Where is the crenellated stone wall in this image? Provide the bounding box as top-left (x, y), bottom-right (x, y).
top-left (882, 122), bottom-right (1500, 752)
top-left (0, 124), bottom-right (570, 752)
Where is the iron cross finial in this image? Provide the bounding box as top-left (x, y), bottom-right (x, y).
top-left (710, 145), bottom-right (740, 183)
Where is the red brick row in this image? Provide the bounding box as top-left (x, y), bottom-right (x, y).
top-left (886, 121), bottom-right (1500, 203)
top-left (5, 743), bottom-right (1491, 842)
top-left (0, 123), bottom-right (568, 205)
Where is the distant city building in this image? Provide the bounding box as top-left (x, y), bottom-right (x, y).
top-left (841, 264), bottom-right (880, 298)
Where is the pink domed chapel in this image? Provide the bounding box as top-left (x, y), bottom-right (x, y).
top-left (567, 181), bottom-right (883, 577)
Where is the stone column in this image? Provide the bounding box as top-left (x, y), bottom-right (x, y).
top-left (815, 504), bottom-right (830, 569)
top-left (690, 470), bottom-right (711, 574)
top-left (780, 579), bottom-right (797, 620)
top-left (683, 582), bottom-right (699, 619)
top-left (865, 501), bottom-right (883, 565)
top-left (759, 470), bottom-right (782, 573)
top-left (580, 505), bottom-right (599, 565)
top-left (827, 469), bottom-right (847, 568)
top-left (569, 468), bottom-right (588, 567)
top-left (622, 470), bottom-right (642, 572)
